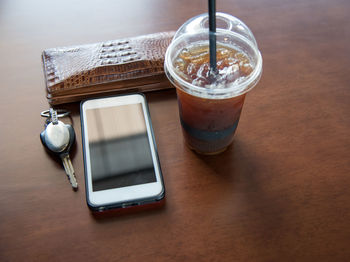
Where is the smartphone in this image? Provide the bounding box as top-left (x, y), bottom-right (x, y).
top-left (80, 94), bottom-right (165, 212)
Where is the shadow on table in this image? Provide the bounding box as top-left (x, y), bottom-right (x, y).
top-left (191, 138), bottom-right (292, 247)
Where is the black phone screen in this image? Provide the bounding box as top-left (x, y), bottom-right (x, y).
top-left (85, 103), bottom-right (157, 192)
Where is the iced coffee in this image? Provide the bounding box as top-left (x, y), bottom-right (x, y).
top-left (165, 13), bottom-right (262, 154)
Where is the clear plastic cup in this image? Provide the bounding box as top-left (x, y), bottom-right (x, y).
top-left (164, 13), bottom-right (263, 154)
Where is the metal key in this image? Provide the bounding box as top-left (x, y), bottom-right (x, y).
top-left (40, 108), bottom-right (78, 190)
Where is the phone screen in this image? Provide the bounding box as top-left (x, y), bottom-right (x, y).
top-left (85, 103), bottom-right (157, 192)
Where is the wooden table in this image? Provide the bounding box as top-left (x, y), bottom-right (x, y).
top-left (1, 0), bottom-right (349, 261)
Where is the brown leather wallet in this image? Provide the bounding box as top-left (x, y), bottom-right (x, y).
top-left (42, 31), bottom-right (175, 105)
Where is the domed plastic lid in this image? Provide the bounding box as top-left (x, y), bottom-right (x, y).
top-left (165, 12), bottom-right (262, 99)
top-left (173, 12), bottom-right (258, 48)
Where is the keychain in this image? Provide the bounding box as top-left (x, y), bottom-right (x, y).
top-left (40, 108), bottom-right (78, 190)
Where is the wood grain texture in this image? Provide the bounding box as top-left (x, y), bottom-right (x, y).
top-left (0, 0), bottom-right (349, 261)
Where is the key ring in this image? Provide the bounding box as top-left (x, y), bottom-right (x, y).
top-left (41, 109), bottom-right (70, 118)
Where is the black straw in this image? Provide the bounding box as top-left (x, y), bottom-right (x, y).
top-left (208, 0), bottom-right (217, 74)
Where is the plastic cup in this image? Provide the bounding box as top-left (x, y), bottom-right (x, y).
top-left (164, 13), bottom-right (263, 154)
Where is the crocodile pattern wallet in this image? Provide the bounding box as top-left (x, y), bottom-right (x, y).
top-left (42, 31), bottom-right (175, 105)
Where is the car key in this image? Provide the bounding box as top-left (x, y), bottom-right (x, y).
top-left (40, 108), bottom-right (78, 190)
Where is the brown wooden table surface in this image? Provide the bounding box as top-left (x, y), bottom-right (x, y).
top-left (1, 0), bottom-right (350, 261)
